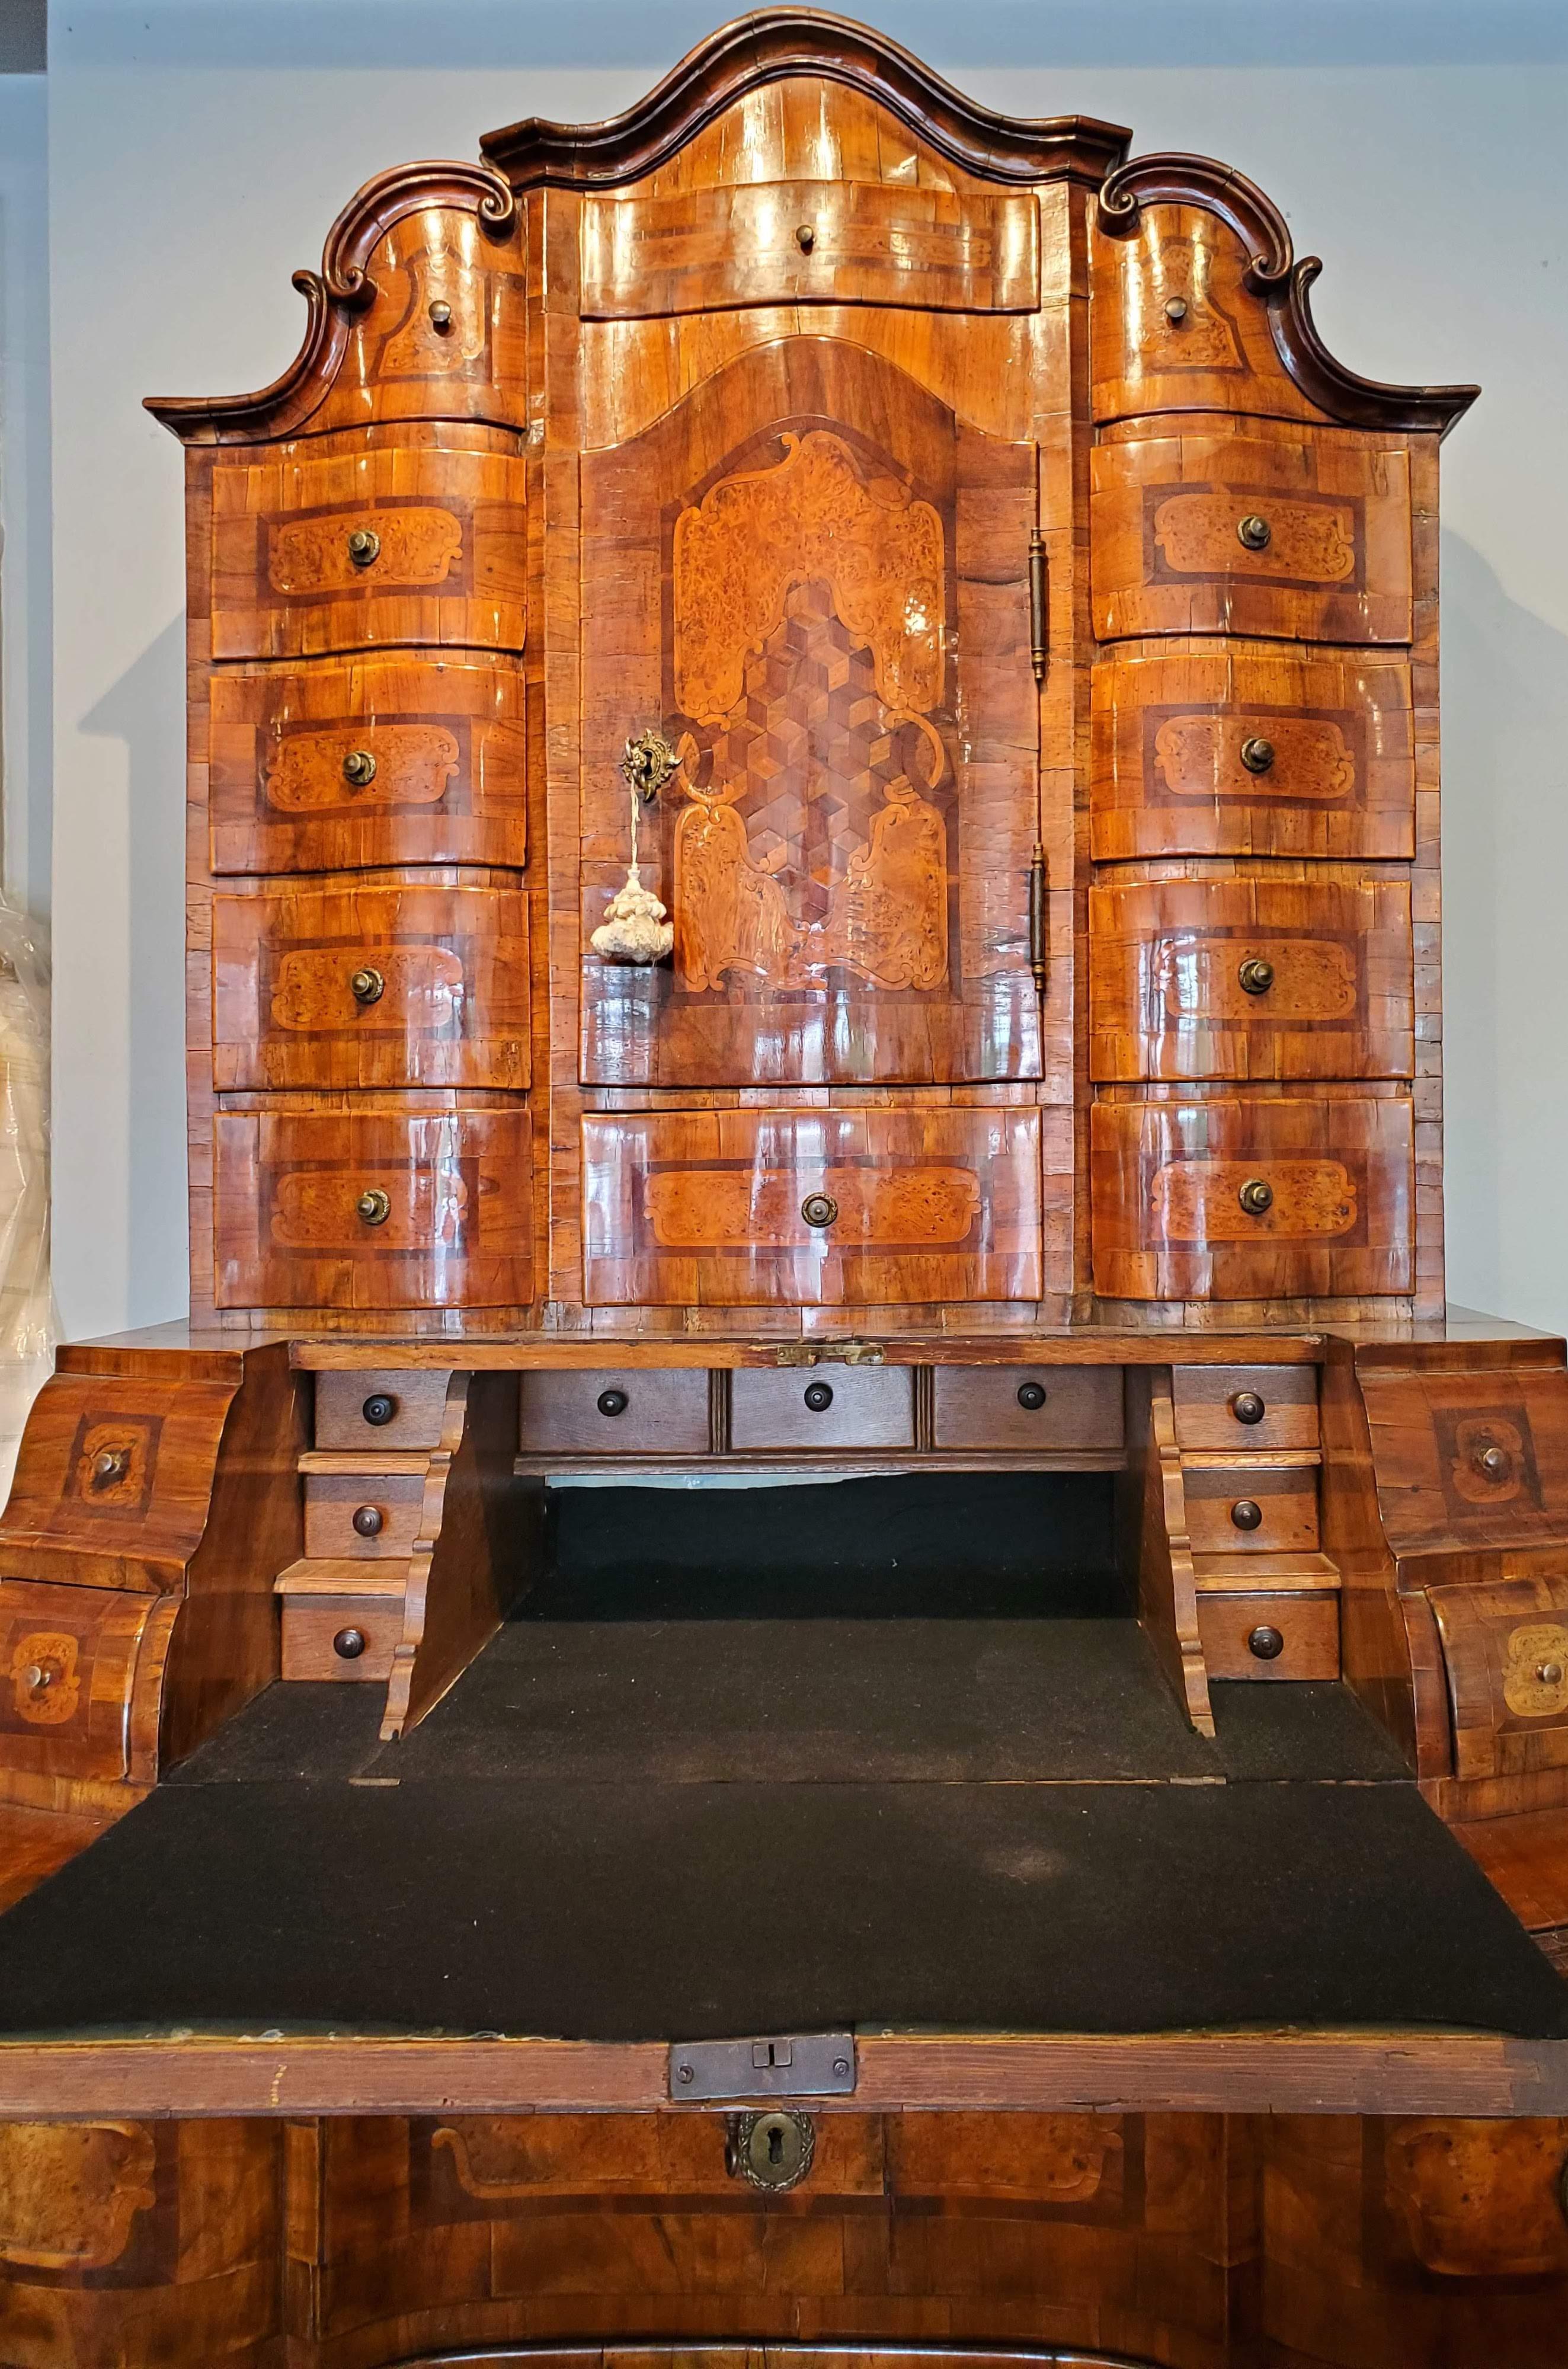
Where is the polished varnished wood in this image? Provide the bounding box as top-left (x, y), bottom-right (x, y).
top-left (304, 1469), bottom-right (426, 1559)
top-left (277, 1572), bottom-right (404, 1681)
top-left (1430, 1578), bottom-right (1568, 1786)
top-left (1122, 1367), bottom-right (1212, 1736)
top-left (1171, 1363), bottom-right (1319, 1453)
top-left (313, 1366), bottom-right (452, 1450)
top-left (1357, 1363), bottom-right (1568, 1555)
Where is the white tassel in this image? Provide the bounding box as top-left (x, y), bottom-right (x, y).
top-left (592, 772), bottom-right (674, 965)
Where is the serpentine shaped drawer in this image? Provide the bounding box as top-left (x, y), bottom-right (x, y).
top-left (1429, 1577), bottom-right (1568, 1783)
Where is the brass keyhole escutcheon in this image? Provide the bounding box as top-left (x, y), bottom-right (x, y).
top-left (1237, 513), bottom-right (1272, 551)
top-left (1238, 1177), bottom-right (1274, 1217)
top-left (356, 1188), bottom-right (392, 1226)
top-left (1230, 1390), bottom-right (1267, 1426)
top-left (622, 728), bottom-right (679, 803)
top-left (90, 1447), bottom-right (130, 1488)
top-left (347, 527), bottom-right (381, 568)
top-left (801, 1193), bottom-right (838, 1229)
top-left (343, 748), bottom-right (377, 788)
top-left (351, 1504), bottom-right (384, 1539)
top-left (350, 967), bottom-right (385, 1006)
top-left (1164, 294), bottom-right (1188, 323)
top-left (1231, 1498), bottom-right (1263, 1532)
top-left (428, 299), bottom-right (453, 331)
top-left (1474, 1444), bottom-right (1512, 1482)
top-left (333, 1627), bottom-right (368, 1661)
top-left (728, 2109), bottom-right (815, 2192)
top-left (1248, 1625), bottom-right (1285, 1661)
top-left (795, 223), bottom-right (815, 252)
top-left (1238, 957), bottom-right (1276, 996)
top-left (1240, 735), bottom-right (1276, 774)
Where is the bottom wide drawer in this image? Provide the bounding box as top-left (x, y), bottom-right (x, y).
top-left (1196, 1590), bottom-right (1339, 1680)
top-left (581, 1108), bottom-right (1043, 1307)
top-left (215, 1106), bottom-right (533, 1309)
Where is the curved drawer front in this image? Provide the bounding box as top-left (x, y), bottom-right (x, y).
top-left (1090, 1094), bottom-right (1413, 1300)
top-left (314, 203), bottom-right (527, 430)
top-left (209, 657), bottom-right (526, 875)
top-left (1358, 1366), bottom-right (1568, 1555)
top-left (212, 884), bottom-right (530, 1091)
top-left (1090, 650), bottom-right (1415, 860)
top-left (581, 181), bottom-right (1039, 319)
top-left (211, 436), bottom-right (527, 661)
top-left (1091, 429), bottom-right (1412, 645)
top-left (1429, 1577), bottom-right (1568, 1784)
top-left (214, 1107), bottom-right (533, 1310)
top-left (1089, 876), bottom-right (1413, 1082)
top-left (0, 1373), bottom-right (239, 1570)
top-left (582, 1108), bottom-right (1042, 1307)
top-left (0, 1578), bottom-right (165, 1784)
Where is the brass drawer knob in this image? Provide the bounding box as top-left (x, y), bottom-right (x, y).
top-left (361, 1392), bottom-right (398, 1426)
top-left (1240, 736), bottom-right (1276, 774)
top-left (1537, 1660), bottom-right (1565, 1687)
top-left (333, 1627), bottom-right (368, 1661)
top-left (351, 1504), bottom-right (383, 1538)
top-left (1230, 1498), bottom-right (1263, 1532)
top-left (801, 1193), bottom-right (838, 1229)
top-left (795, 224), bottom-right (815, 253)
top-left (428, 299), bottom-right (453, 331)
top-left (597, 1388), bottom-right (629, 1418)
top-left (1016, 1381), bottom-right (1048, 1412)
top-left (91, 1447), bottom-right (130, 1486)
top-left (1163, 294), bottom-right (1188, 323)
top-left (347, 527), bottom-right (381, 568)
top-left (1238, 957), bottom-right (1276, 996)
top-left (1237, 513), bottom-right (1272, 551)
top-left (1474, 1444), bottom-right (1512, 1482)
top-left (343, 748), bottom-right (377, 787)
top-left (356, 1188), bottom-right (392, 1226)
top-left (803, 1381), bottom-right (835, 1413)
top-left (1248, 1625), bottom-right (1285, 1661)
top-left (1230, 1390), bottom-right (1266, 1425)
top-left (1238, 1177), bottom-right (1274, 1217)
top-left (350, 966), bottom-right (385, 1006)
top-left (22, 1655), bottom-right (64, 1694)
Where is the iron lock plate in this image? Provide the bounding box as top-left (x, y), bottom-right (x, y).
top-left (668, 2032), bottom-right (856, 2101)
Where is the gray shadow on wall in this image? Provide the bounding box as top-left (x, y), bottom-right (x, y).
top-left (78, 615), bottom-right (191, 1322)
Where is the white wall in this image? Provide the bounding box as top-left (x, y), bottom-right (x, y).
top-left (39, 0), bottom-right (1568, 1337)
top-left (0, 71), bottom-right (50, 928)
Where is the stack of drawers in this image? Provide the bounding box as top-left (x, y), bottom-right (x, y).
top-left (1086, 196), bottom-right (1422, 1310)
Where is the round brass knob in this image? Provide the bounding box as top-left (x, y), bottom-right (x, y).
top-left (1230, 1390), bottom-right (1267, 1426)
top-left (795, 224), bottom-right (815, 252)
top-left (428, 299), bottom-right (453, 331)
top-left (350, 966), bottom-right (385, 1006)
top-left (351, 1504), bottom-right (383, 1538)
top-left (333, 1627), bottom-right (368, 1661)
top-left (347, 527), bottom-right (381, 568)
top-left (356, 1188), bottom-right (392, 1226)
top-left (22, 1657), bottom-right (62, 1692)
top-left (804, 1381), bottom-right (835, 1413)
top-left (343, 748), bottom-right (377, 788)
top-left (1016, 1382), bottom-right (1048, 1412)
top-left (801, 1193), bottom-right (838, 1229)
top-left (1240, 736), bottom-right (1276, 775)
top-left (1247, 1625), bottom-right (1285, 1661)
top-left (1231, 1498), bottom-right (1263, 1532)
top-left (1238, 1177), bottom-right (1274, 1217)
top-left (1163, 295), bottom-right (1188, 323)
top-left (91, 1447), bottom-right (130, 1485)
top-left (1537, 1661), bottom-right (1565, 1687)
top-left (597, 1388), bottom-right (629, 1418)
top-left (1237, 513), bottom-right (1272, 551)
top-left (361, 1392), bottom-right (398, 1427)
top-left (1474, 1444), bottom-right (1512, 1482)
top-left (1238, 957), bottom-right (1276, 997)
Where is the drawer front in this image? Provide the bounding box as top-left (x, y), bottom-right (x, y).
top-left (517, 1369), bottom-right (711, 1457)
top-left (215, 1110), bottom-right (533, 1310)
top-left (314, 202), bottom-right (527, 430)
top-left (280, 1595), bottom-right (401, 1682)
top-left (0, 1580), bottom-right (162, 1782)
top-left (1090, 651), bottom-right (1415, 862)
top-left (1091, 1094), bottom-right (1413, 1301)
top-left (1197, 1590), bottom-right (1339, 1680)
top-left (1184, 1465), bottom-right (1320, 1555)
top-left (582, 1110), bottom-right (1043, 1309)
top-left (0, 1373), bottom-right (240, 1567)
top-left (304, 1471), bottom-right (427, 1559)
top-left (209, 658), bottom-right (526, 876)
top-left (1091, 429), bottom-right (1413, 645)
top-left (580, 181), bottom-right (1039, 318)
top-left (1172, 1365), bottom-right (1319, 1453)
top-left (1429, 1577), bottom-right (1568, 1783)
top-left (931, 1366), bottom-right (1125, 1453)
top-left (729, 1367), bottom-right (915, 1453)
top-left (1358, 1367), bottom-right (1568, 1555)
top-left (1089, 877), bottom-right (1413, 1082)
top-left (213, 884), bottom-right (530, 1092)
top-left (211, 437), bottom-right (527, 661)
top-left (314, 1369), bottom-right (451, 1451)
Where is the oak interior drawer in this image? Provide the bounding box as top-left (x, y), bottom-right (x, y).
top-left (729, 1366), bottom-right (915, 1453)
top-left (1197, 1590), bottom-right (1339, 1680)
top-left (517, 1369), bottom-right (711, 1457)
top-left (313, 1369), bottom-right (451, 1451)
top-left (930, 1366), bottom-right (1124, 1453)
top-left (304, 1470), bottom-right (427, 1559)
top-left (1172, 1365), bottom-right (1319, 1453)
top-left (1183, 1463), bottom-right (1320, 1555)
top-left (279, 1589), bottom-right (402, 1683)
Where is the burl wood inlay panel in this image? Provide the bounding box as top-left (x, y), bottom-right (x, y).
top-left (1430, 1578), bottom-right (1568, 1784)
top-left (1091, 426), bottom-right (1413, 644)
top-left (0, 1579), bottom-right (165, 1784)
top-left (580, 180), bottom-right (1041, 318)
top-left (581, 1108), bottom-right (1044, 1306)
top-left (1089, 875), bottom-right (1413, 1082)
top-left (210, 429), bottom-right (527, 660)
top-left (1090, 650), bottom-right (1415, 860)
top-left (1091, 1094), bottom-right (1413, 1299)
top-left (313, 202), bottom-right (529, 430)
top-left (0, 1372), bottom-right (239, 1570)
top-left (1358, 1366), bottom-right (1568, 1553)
top-left (209, 657), bottom-right (526, 875)
top-left (212, 882), bottom-right (530, 1091)
top-left (214, 1107), bottom-right (533, 1310)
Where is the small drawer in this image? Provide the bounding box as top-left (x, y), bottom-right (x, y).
top-left (280, 1592), bottom-right (402, 1682)
top-left (1197, 1590), bottom-right (1339, 1680)
top-left (305, 1470), bottom-right (427, 1558)
top-left (311, 198), bottom-right (529, 431)
top-left (0, 1579), bottom-right (167, 1783)
top-left (1091, 203), bottom-right (1319, 429)
top-left (729, 1367), bottom-right (915, 1453)
top-left (1184, 1464), bottom-right (1319, 1555)
top-left (517, 1369), bottom-right (711, 1457)
top-left (1429, 1577), bottom-right (1568, 1783)
top-left (1172, 1366), bottom-right (1319, 1453)
top-left (930, 1366), bottom-right (1124, 1453)
top-left (1358, 1366), bottom-right (1568, 1556)
top-left (313, 1369), bottom-right (451, 1451)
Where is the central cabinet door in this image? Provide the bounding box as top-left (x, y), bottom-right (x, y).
top-left (580, 338), bottom-right (1042, 1087)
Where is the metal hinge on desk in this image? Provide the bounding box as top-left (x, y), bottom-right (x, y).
top-left (668, 2034), bottom-right (856, 2101)
top-left (774, 1340), bottom-right (886, 1367)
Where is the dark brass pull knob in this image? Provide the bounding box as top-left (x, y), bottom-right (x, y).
top-left (333, 1627), bottom-right (368, 1661)
top-left (597, 1388), bottom-right (629, 1418)
top-left (356, 1188), bottom-right (392, 1226)
top-left (1537, 1660), bottom-right (1565, 1687)
top-left (801, 1193), bottom-right (838, 1229)
top-left (1239, 957), bottom-right (1275, 997)
top-left (428, 299), bottom-right (453, 331)
top-left (1230, 1390), bottom-right (1266, 1425)
top-left (351, 1504), bottom-right (383, 1538)
top-left (343, 748), bottom-right (377, 787)
top-left (347, 527), bottom-right (381, 568)
top-left (804, 1381), bottom-right (835, 1413)
top-left (1240, 735), bottom-right (1276, 775)
top-left (1230, 1498), bottom-right (1263, 1532)
top-left (361, 1392), bottom-right (398, 1427)
top-left (1163, 295), bottom-right (1188, 323)
top-left (91, 1447), bottom-right (130, 1486)
top-left (350, 966), bottom-right (385, 1006)
top-left (1248, 1624), bottom-right (1285, 1661)
top-left (1238, 1178), bottom-right (1273, 1217)
top-left (1474, 1444), bottom-right (1512, 1481)
top-left (795, 224), bottom-right (815, 252)
top-left (22, 1656), bottom-right (63, 1693)
top-left (1237, 513), bottom-right (1271, 551)
top-left (1016, 1381), bottom-right (1048, 1411)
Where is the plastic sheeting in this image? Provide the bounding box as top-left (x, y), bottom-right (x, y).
top-left (0, 908), bottom-right (50, 1501)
